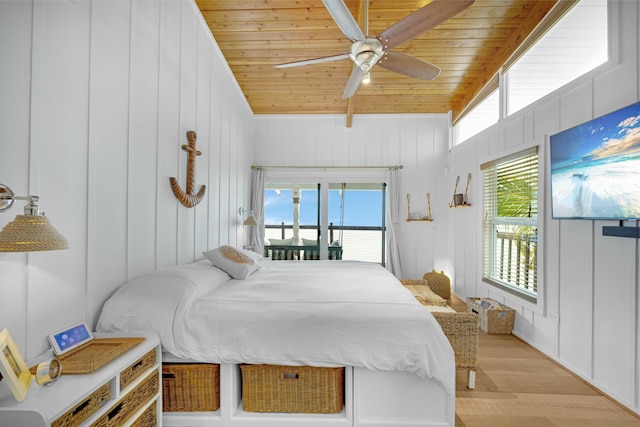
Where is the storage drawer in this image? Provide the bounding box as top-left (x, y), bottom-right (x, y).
top-left (51, 383), bottom-right (111, 427)
top-left (162, 363), bottom-right (220, 412)
top-left (91, 369), bottom-right (159, 427)
top-left (120, 349), bottom-right (156, 390)
top-left (130, 401), bottom-right (156, 427)
top-left (241, 365), bottom-right (344, 413)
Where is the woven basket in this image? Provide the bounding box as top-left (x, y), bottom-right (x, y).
top-left (130, 403), bottom-right (156, 427)
top-left (400, 279), bottom-right (448, 306)
top-left (162, 364), bottom-right (220, 412)
top-left (466, 297), bottom-right (515, 334)
top-left (422, 270), bottom-right (451, 299)
top-left (120, 349), bottom-right (156, 390)
top-left (241, 365), bottom-right (344, 413)
top-left (58, 337), bottom-right (145, 374)
top-left (51, 383), bottom-right (111, 427)
top-left (91, 369), bottom-right (159, 427)
top-left (431, 311), bottom-right (479, 370)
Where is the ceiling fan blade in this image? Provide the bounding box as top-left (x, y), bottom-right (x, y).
top-left (377, 51), bottom-right (441, 80)
top-left (323, 0), bottom-right (365, 42)
top-left (274, 53), bottom-right (349, 69)
top-left (342, 67), bottom-right (364, 99)
top-left (378, 0), bottom-right (474, 49)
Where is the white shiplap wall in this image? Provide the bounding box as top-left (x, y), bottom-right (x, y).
top-left (253, 113), bottom-right (453, 280)
top-left (0, 0), bottom-right (253, 360)
top-left (447, 0), bottom-right (639, 414)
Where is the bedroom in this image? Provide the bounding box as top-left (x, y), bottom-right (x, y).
top-left (0, 0), bottom-right (638, 424)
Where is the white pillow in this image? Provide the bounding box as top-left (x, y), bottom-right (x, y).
top-left (202, 246), bottom-right (261, 279)
top-left (239, 248), bottom-right (264, 263)
top-left (301, 238), bottom-right (318, 246)
top-left (268, 238), bottom-right (293, 246)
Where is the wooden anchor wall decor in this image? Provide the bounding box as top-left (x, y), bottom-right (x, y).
top-left (170, 130), bottom-right (206, 208)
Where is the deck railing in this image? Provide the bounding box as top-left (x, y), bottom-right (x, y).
top-left (494, 230), bottom-right (537, 294)
top-left (264, 223), bottom-right (385, 263)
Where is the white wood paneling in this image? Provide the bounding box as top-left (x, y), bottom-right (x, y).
top-left (253, 114), bottom-right (451, 280)
top-left (0, 0), bottom-right (33, 352)
top-left (0, 0), bottom-right (253, 362)
top-left (87, 0), bottom-right (131, 326)
top-left (445, 0), bottom-right (639, 414)
top-left (194, 23), bottom-right (212, 257)
top-left (157, 0), bottom-right (183, 270)
top-left (177, 0), bottom-right (199, 265)
top-left (558, 220), bottom-right (594, 377)
top-left (207, 49), bottom-right (222, 249)
top-left (128, 0), bottom-right (161, 279)
top-left (29, 0), bottom-right (91, 355)
top-left (592, 226), bottom-right (636, 403)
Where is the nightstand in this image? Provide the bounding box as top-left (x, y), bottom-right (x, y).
top-left (0, 333), bottom-right (161, 427)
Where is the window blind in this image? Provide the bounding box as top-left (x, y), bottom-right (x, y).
top-left (482, 147), bottom-right (539, 299)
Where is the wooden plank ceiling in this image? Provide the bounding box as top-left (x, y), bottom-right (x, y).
top-left (196, 0), bottom-right (564, 123)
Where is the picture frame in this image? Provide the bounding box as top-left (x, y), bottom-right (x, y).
top-left (0, 328), bottom-right (31, 402)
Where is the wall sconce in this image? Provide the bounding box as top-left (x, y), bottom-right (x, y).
top-left (238, 207), bottom-right (258, 227)
top-left (0, 184), bottom-right (68, 252)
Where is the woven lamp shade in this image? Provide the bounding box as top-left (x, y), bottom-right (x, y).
top-left (243, 214), bottom-right (258, 227)
top-left (0, 215), bottom-right (69, 252)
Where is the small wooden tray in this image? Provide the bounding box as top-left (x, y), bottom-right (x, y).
top-left (58, 337), bottom-right (145, 374)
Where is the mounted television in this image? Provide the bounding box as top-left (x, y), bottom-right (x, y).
top-left (550, 101), bottom-right (640, 220)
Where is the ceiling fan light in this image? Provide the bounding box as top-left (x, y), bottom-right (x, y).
top-left (362, 71), bottom-right (371, 84)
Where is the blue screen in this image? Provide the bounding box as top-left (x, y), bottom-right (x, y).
top-left (550, 101), bottom-right (640, 220)
top-left (54, 324), bottom-right (90, 351)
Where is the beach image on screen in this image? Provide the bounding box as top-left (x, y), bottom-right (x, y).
top-left (550, 102), bottom-right (640, 219)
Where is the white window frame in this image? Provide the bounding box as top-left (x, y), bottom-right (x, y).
top-left (481, 147), bottom-right (541, 304)
top-left (453, 0), bottom-right (610, 144)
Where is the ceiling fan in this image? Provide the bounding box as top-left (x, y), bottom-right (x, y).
top-left (274, 0), bottom-right (475, 99)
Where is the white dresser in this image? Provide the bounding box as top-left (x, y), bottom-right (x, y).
top-left (0, 333), bottom-right (161, 427)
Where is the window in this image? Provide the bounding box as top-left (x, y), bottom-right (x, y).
top-left (481, 148), bottom-right (539, 301)
top-left (506, 0), bottom-right (608, 115)
top-left (455, 87), bottom-right (499, 145)
top-left (453, 0), bottom-right (608, 143)
top-left (263, 182), bottom-right (386, 263)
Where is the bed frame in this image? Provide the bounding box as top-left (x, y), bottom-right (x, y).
top-left (163, 363), bottom-right (455, 427)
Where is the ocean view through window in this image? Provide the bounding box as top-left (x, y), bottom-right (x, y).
top-left (264, 183), bottom-right (386, 263)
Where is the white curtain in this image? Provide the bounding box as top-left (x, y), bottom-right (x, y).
top-left (249, 169), bottom-right (265, 254)
top-left (386, 169), bottom-right (403, 277)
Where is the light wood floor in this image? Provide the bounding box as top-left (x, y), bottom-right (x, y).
top-left (449, 296), bottom-right (639, 427)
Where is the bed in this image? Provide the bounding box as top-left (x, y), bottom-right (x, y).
top-left (96, 248), bottom-right (455, 427)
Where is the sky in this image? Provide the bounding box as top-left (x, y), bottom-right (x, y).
top-left (550, 101), bottom-right (640, 164)
top-left (264, 189), bottom-right (384, 227)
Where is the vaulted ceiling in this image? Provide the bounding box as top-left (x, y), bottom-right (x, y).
top-left (196, 0), bottom-right (573, 126)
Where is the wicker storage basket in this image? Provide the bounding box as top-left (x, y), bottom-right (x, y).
top-left (130, 403), bottom-right (156, 427)
top-left (121, 349), bottom-right (156, 390)
top-left (241, 365), bottom-right (344, 413)
top-left (162, 363), bottom-right (220, 412)
top-left (400, 279), bottom-right (448, 306)
top-left (91, 369), bottom-right (159, 427)
top-left (51, 383), bottom-right (111, 427)
top-left (422, 270), bottom-right (451, 299)
top-left (431, 311), bottom-right (479, 370)
top-left (58, 337), bottom-right (145, 374)
top-left (466, 297), bottom-right (515, 334)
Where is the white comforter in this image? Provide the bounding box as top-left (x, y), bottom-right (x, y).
top-left (97, 259), bottom-right (455, 395)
